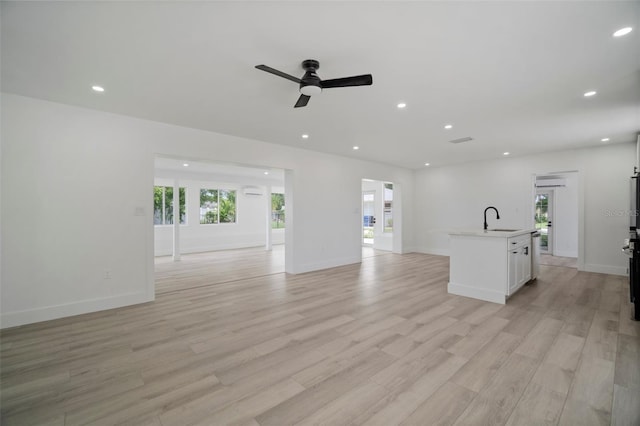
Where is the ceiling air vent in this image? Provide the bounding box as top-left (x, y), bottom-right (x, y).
top-left (449, 137), bottom-right (474, 144)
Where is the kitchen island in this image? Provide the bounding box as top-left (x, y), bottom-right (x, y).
top-left (448, 229), bottom-right (536, 304)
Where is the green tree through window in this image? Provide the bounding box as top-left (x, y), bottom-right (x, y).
top-left (154, 186), bottom-right (186, 225)
top-left (200, 188), bottom-right (236, 224)
top-left (272, 193), bottom-right (285, 229)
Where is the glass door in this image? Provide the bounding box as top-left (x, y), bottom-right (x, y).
top-left (535, 190), bottom-right (554, 254)
top-left (362, 191), bottom-right (375, 246)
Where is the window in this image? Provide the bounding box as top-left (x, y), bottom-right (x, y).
top-left (200, 188), bottom-right (236, 224)
top-left (200, 189), bottom-right (218, 224)
top-left (383, 183), bottom-right (393, 233)
top-left (154, 186), bottom-right (186, 225)
top-left (219, 190), bottom-right (236, 223)
top-left (271, 193), bottom-right (285, 229)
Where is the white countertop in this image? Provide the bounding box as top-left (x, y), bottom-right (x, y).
top-left (448, 228), bottom-right (536, 238)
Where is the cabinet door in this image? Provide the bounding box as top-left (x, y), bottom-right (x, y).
top-left (508, 249), bottom-right (518, 295)
top-left (515, 245), bottom-right (531, 287)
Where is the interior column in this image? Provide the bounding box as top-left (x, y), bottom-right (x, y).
top-left (265, 186), bottom-right (272, 251)
top-left (172, 179), bottom-right (181, 262)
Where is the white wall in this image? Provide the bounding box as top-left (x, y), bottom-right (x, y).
top-left (413, 143), bottom-right (634, 275)
top-left (153, 178), bottom-right (280, 256)
top-left (1, 94), bottom-right (414, 328)
top-left (1, 95), bottom-right (155, 328)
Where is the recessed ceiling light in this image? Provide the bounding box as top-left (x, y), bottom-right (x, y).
top-left (613, 27), bottom-right (633, 37)
top-left (444, 124), bottom-right (453, 129)
top-left (397, 103), bottom-right (406, 109)
top-left (424, 163), bottom-right (430, 166)
top-left (91, 85), bottom-right (105, 92)
top-left (183, 163), bottom-right (189, 167)
top-left (353, 146), bottom-right (360, 150)
top-left (583, 91), bottom-right (597, 97)
top-left (503, 152), bottom-right (510, 156)
top-left (264, 171), bottom-right (269, 175)
top-left (301, 134), bottom-right (309, 139)
top-left (601, 138), bottom-right (610, 142)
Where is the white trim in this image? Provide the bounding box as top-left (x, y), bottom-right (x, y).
top-left (293, 256), bottom-right (362, 275)
top-left (554, 250), bottom-right (578, 258)
top-left (447, 282), bottom-right (505, 304)
top-left (154, 240), bottom-right (267, 257)
top-left (412, 246), bottom-right (451, 257)
top-left (1, 292), bottom-right (152, 329)
top-left (581, 263), bottom-right (627, 276)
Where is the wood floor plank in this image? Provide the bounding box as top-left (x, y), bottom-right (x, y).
top-left (558, 355), bottom-right (615, 426)
top-left (446, 316), bottom-right (510, 359)
top-left (613, 334), bottom-right (640, 390)
top-left (399, 381), bottom-right (477, 426)
top-left (295, 380), bottom-right (389, 426)
top-left (362, 352), bottom-right (468, 426)
top-left (505, 382), bottom-right (567, 426)
top-left (453, 353), bottom-right (539, 426)
top-left (255, 350), bottom-right (395, 425)
top-left (450, 331), bottom-right (522, 392)
top-left (514, 316), bottom-right (564, 360)
top-left (611, 384), bottom-right (640, 426)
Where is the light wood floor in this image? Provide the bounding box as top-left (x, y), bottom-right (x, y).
top-left (154, 245), bottom-right (286, 295)
top-left (1, 250), bottom-right (639, 425)
top-left (540, 254), bottom-right (578, 269)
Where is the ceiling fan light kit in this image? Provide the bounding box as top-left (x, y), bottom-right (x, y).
top-left (255, 59), bottom-right (373, 108)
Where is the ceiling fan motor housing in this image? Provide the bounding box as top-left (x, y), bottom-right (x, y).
top-left (300, 60), bottom-right (322, 96)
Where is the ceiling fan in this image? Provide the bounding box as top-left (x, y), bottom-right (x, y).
top-left (255, 59), bottom-right (373, 108)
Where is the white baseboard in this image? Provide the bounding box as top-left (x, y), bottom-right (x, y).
top-left (155, 241), bottom-right (265, 257)
top-left (447, 282), bottom-right (505, 304)
top-left (554, 250), bottom-right (578, 258)
top-left (413, 246), bottom-right (451, 257)
top-left (582, 263), bottom-right (628, 276)
top-left (1, 292), bottom-right (153, 329)
top-left (292, 256), bottom-right (362, 275)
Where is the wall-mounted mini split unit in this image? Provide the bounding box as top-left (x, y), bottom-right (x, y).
top-left (535, 175), bottom-right (567, 188)
top-left (242, 186), bottom-right (264, 196)
top-left (449, 137), bottom-right (474, 144)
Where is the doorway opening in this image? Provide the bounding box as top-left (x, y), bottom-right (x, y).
top-left (361, 179), bottom-right (395, 252)
top-left (535, 189), bottom-right (553, 254)
top-left (153, 156), bottom-right (287, 294)
top-left (534, 173), bottom-right (578, 268)
top-left (362, 190), bottom-right (375, 246)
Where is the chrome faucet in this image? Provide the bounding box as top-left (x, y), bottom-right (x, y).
top-left (484, 206), bottom-right (500, 230)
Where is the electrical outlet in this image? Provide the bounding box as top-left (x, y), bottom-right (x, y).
top-left (104, 270), bottom-right (112, 280)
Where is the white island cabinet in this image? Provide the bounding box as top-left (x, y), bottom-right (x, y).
top-left (448, 229), bottom-right (535, 304)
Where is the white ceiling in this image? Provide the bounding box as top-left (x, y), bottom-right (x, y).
top-left (2, 1), bottom-right (639, 169)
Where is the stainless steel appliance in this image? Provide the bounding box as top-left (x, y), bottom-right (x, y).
top-left (624, 170), bottom-right (640, 321)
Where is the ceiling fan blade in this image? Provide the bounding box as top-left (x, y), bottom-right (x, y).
top-left (294, 94), bottom-right (311, 108)
top-left (321, 74), bottom-right (373, 89)
top-left (255, 65), bottom-right (301, 84)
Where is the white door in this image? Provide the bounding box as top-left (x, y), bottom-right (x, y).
top-left (362, 191), bottom-right (375, 246)
top-left (535, 190), bottom-right (554, 254)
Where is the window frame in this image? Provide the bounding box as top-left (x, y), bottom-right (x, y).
top-left (199, 187), bottom-right (237, 225)
top-left (154, 186), bottom-right (186, 226)
top-left (383, 183), bottom-right (393, 233)
top-left (271, 193), bottom-right (285, 229)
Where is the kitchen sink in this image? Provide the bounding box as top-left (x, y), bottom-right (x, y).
top-left (489, 228), bottom-right (520, 232)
